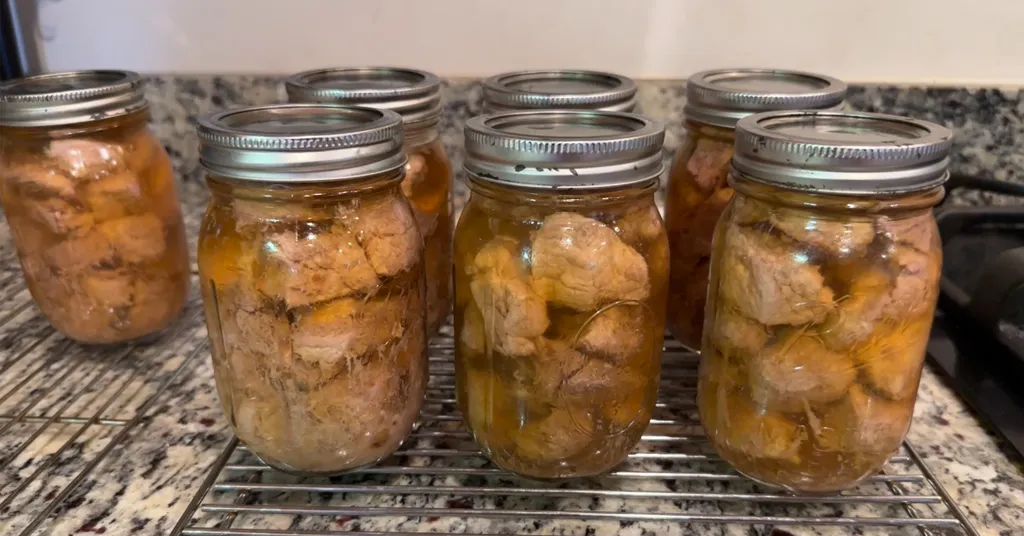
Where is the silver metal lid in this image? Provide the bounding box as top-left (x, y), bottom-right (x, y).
top-left (482, 70), bottom-right (638, 113)
top-left (0, 70), bottom-right (148, 127)
top-left (196, 104), bottom-right (407, 182)
top-left (283, 67), bottom-right (442, 125)
top-left (463, 110), bottom-right (664, 190)
top-left (685, 68), bottom-right (847, 129)
top-left (732, 110), bottom-right (953, 195)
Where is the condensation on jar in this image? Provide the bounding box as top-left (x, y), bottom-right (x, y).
top-left (285, 68), bottom-right (454, 334)
top-left (455, 110), bottom-right (669, 479)
top-left (195, 105), bottom-right (427, 476)
top-left (664, 69), bottom-right (847, 348)
top-left (0, 70), bottom-right (189, 344)
top-left (481, 69), bottom-right (638, 113)
top-left (698, 110), bottom-right (952, 493)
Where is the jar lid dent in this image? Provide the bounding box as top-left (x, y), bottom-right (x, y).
top-left (732, 110), bottom-right (953, 195)
top-left (0, 70), bottom-right (148, 127)
top-left (196, 104), bottom-right (407, 182)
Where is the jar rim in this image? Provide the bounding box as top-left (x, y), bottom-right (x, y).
top-left (0, 70), bottom-right (148, 127)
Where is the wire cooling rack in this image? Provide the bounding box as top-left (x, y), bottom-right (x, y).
top-left (169, 326), bottom-right (980, 535)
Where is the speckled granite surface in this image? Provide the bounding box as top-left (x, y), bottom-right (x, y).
top-left (0, 77), bottom-right (1022, 535)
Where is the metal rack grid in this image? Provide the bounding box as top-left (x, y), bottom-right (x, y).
top-left (0, 270), bottom-right (209, 536)
top-left (172, 328), bottom-right (980, 536)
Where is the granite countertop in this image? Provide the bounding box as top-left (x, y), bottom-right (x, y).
top-left (0, 77), bottom-right (1022, 536)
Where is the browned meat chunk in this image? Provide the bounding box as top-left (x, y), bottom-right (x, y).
top-left (515, 405), bottom-right (595, 462)
top-left (818, 267), bottom-right (892, 350)
top-left (232, 199), bottom-right (334, 231)
top-left (881, 245), bottom-right (941, 319)
top-left (709, 307), bottom-right (770, 359)
top-left (256, 226), bottom-right (380, 308)
top-left (337, 194), bottom-right (421, 277)
top-left (401, 153), bottom-right (427, 200)
top-left (676, 187), bottom-right (733, 262)
top-left (530, 338), bottom-right (589, 401)
top-left (556, 304), bottom-right (648, 363)
top-left (531, 212), bottom-right (649, 311)
top-left (469, 238), bottom-right (549, 357)
top-left (48, 139), bottom-right (125, 180)
top-left (44, 231), bottom-right (115, 272)
top-left (291, 296), bottom-right (406, 368)
top-left (749, 332), bottom-right (855, 413)
top-left (7, 164), bottom-right (77, 199)
top-left (83, 172), bottom-right (145, 222)
top-left (769, 211), bottom-right (875, 257)
top-left (718, 226), bottom-right (834, 326)
top-left (97, 214), bottom-right (166, 264)
top-left (814, 385), bottom-right (912, 454)
top-left (876, 211), bottom-right (938, 253)
top-left (612, 203), bottom-right (663, 246)
top-left (686, 137), bottom-right (734, 194)
top-left (708, 391), bottom-right (806, 464)
top-left (853, 317), bottom-right (931, 400)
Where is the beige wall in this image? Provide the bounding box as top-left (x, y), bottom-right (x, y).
top-left (34, 0), bottom-right (1024, 85)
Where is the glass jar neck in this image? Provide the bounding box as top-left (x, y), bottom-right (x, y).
top-left (685, 119), bottom-right (735, 142)
top-left (403, 120), bottom-right (440, 149)
top-left (206, 169), bottom-right (405, 204)
top-left (467, 176), bottom-right (659, 209)
top-left (730, 170), bottom-right (945, 215)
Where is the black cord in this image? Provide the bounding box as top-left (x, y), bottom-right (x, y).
top-left (946, 173), bottom-right (1024, 199)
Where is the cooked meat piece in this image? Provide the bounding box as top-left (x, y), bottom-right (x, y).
top-left (290, 294), bottom-right (409, 372)
top-left (44, 231), bottom-right (115, 273)
top-left (23, 196), bottom-right (95, 237)
top-left (676, 187), bottom-right (734, 261)
top-left (80, 268), bottom-right (135, 313)
top-left (232, 393), bottom-right (287, 461)
top-left (814, 384), bottom-right (912, 454)
top-left (718, 225), bottom-right (834, 326)
top-left (459, 304), bottom-right (487, 356)
top-left (48, 139), bottom-right (125, 180)
top-left (82, 172), bottom-right (144, 222)
top-left (7, 164), bottom-right (77, 199)
top-left (401, 153), bottom-right (427, 200)
top-left (613, 203), bottom-right (663, 246)
top-left (232, 199), bottom-right (334, 231)
top-left (881, 245), bottom-right (941, 319)
top-left (97, 214), bottom-right (166, 264)
top-left (669, 257), bottom-right (711, 349)
top-left (515, 405), bottom-right (595, 462)
top-left (749, 331), bottom-right (855, 413)
top-left (121, 274), bottom-right (187, 334)
top-left (556, 304), bottom-right (648, 363)
top-left (531, 212), bottom-right (650, 311)
top-left (876, 211), bottom-right (938, 253)
top-left (710, 306), bottom-right (770, 359)
top-left (710, 391), bottom-right (806, 464)
top-left (818, 267), bottom-right (893, 351)
top-left (854, 317), bottom-right (931, 400)
top-left (256, 226), bottom-right (380, 308)
top-left (423, 223), bottom-right (452, 331)
top-left (686, 137), bottom-right (734, 194)
top-left (529, 338), bottom-right (589, 402)
top-left (337, 194), bottom-right (421, 277)
top-left (469, 238), bottom-right (549, 357)
top-left (769, 212), bottom-right (875, 257)
top-left (219, 285), bottom-right (291, 367)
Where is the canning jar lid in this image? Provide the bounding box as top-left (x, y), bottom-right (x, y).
top-left (684, 68), bottom-right (847, 129)
top-left (283, 67), bottom-right (443, 126)
top-left (463, 110), bottom-right (664, 190)
top-left (196, 104), bottom-right (407, 182)
top-left (732, 110), bottom-right (953, 195)
top-left (0, 70), bottom-right (148, 127)
top-left (482, 70), bottom-right (638, 113)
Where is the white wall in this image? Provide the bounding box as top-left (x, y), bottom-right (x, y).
top-left (32, 0), bottom-right (1024, 85)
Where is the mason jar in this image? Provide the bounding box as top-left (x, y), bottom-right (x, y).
top-left (285, 68), bottom-right (453, 334)
top-left (0, 70), bottom-right (189, 344)
top-left (196, 105), bottom-right (427, 475)
top-left (455, 110), bottom-right (669, 478)
top-left (665, 69), bottom-right (847, 348)
top-left (698, 110), bottom-right (951, 493)
top-left (482, 70), bottom-right (638, 113)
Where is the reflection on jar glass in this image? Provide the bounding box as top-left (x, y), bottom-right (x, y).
top-left (0, 71), bottom-right (189, 344)
top-left (196, 105), bottom-right (427, 475)
top-left (285, 68), bottom-right (453, 334)
top-left (699, 110), bottom-right (951, 493)
top-left (455, 110), bottom-right (668, 478)
top-left (664, 69), bottom-right (847, 348)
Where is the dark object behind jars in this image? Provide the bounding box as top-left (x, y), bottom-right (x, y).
top-left (284, 67), bottom-right (454, 335)
top-left (195, 104), bottom-right (427, 476)
top-left (699, 109), bottom-right (952, 493)
top-left (663, 68), bottom-right (848, 349)
top-left (456, 109), bottom-right (668, 479)
top-left (0, 70), bottom-right (189, 344)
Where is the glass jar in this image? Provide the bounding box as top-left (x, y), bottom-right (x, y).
top-left (285, 68), bottom-right (453, 334)
top-left (195, 105), bottom-right (427, 475)
top-left (0, 70), bottom-right (189, 344)
top-left (456, 111), bottom-right (669, 478)
top-left (482, 70), bottom-right (638, 113)
top-left (665, 69), bottom-right (847, 348)
top-left (699, 110), bottom-right (952, 493)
